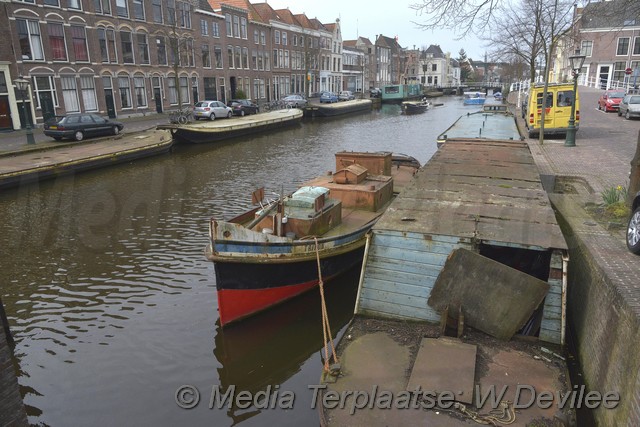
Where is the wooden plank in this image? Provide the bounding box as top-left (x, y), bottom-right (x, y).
top-left (428, 248), bottom-right (550, 340)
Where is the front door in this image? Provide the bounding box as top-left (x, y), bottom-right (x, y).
top-left (0, 96), bottom-right (11, 129)
top-left (598, 65), bottom-right (611, 89)
top-left (38, 92), bottom-right (55, 123)
top-left (104, 89), bottom-right (116, 118)
top-left (154, 88), bottom-right (162, 113)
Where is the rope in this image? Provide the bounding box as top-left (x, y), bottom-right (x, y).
top-left (314, 237), bottom-right (338, 373)
top-left (451, 400), bottom-right (516, 426)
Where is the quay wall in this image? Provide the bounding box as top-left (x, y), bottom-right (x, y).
top-left (0, 299), bottom-right (28, 427)
top-left (551, 194), bottom-right (640, 425)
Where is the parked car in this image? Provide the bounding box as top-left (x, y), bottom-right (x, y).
top-left (627, 191), bottom-right (640, 254)
top-left (618, 94), bottom-right (640, 119)
top-left (338, 91), bottom-right (355, 101)
top-left (320, 92), bottom-right (338, 103)
top-left (193, 100), bottom-right (232, 120)
top-left (370, 88), bottom-right (381, 98)
top-left (227, 99), bottom-right (259, 116)
top-left (43, 113), bottom-right (124, 141)
top-left (282, 95), bottom-right (308, 108)
top-left (597, 90), bottom-right (625, 112)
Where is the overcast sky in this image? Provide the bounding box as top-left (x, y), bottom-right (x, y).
top-left (261, 0), bottom-right (487, 59)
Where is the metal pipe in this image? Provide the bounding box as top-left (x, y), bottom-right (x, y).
top-left (561, 252), bottom-right (569, 346)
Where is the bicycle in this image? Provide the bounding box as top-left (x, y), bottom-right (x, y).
top-left (169, 108), bottom-right (192, 125)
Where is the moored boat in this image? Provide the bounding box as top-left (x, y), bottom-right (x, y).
top-left (401, 100), bottom-right (430, 115)
top-left (463, 91), bottom-right (486, 105)
top-left (205, 151), bottom-right (419, 326)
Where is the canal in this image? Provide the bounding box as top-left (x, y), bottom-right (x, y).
top-left (0, 97), bottom-right (473, 426)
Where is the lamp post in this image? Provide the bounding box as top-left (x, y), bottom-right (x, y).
top-left (564, 52), bottom-right (586, 147)
top-left (13, 77), bottom-right (35, 145)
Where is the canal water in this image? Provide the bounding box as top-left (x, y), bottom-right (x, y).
top-left (0, 97), bottom-right (474, 426)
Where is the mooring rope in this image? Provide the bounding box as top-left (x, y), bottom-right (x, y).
top-left (314, 237), bottom-right (338, 373)
top-left (451, 400), bottom-right (516, 425)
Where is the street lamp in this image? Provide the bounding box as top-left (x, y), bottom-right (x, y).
top-left (564, 51), bottom-right (586, 147)
top-left (13, 77), bottom-right (35, 145)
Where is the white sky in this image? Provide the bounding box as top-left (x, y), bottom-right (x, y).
top-left (260, 0), bottom-right (487, 60)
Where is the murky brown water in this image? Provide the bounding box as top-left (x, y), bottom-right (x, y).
top-left (1, 98), bottom-right (473, 426)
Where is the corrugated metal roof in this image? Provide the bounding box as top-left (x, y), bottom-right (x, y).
top-left (374, 140), bottom-right (568, 250)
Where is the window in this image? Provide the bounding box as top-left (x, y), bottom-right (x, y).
top-left (44, 0), bottom-right (60, 6)
top-left (252, 50), bottom-right (257, 69)
top-left (432, 64), bottom-right (437, 71)
top-left (235, 46), bottom-right (242, 69)
top-left (94, 0), bottom-right (111, 15)
top-left (116, 0), bottom-right (128, 17)
top-left (233, 15), bottom-right (239, 38)
top-left (284, 50), bottom-right (289, 68)
top-left (118, 75), bottom-right (132, 108)
top-left (254, 30), bottom-right (259, 44)
top-left (212, 22), bottom-right (220, 37)
top-left (273, 49), bottom-right (278, 68)
top-left (134, 75), bottom-right (147, 107)
top-left (581, 40), bottom-right (593, 57)
top-left (282, 31), bottom-right (287, 46)
top-left (185, 39), bottom-right (195, 67)
top-left (201, 19), bottom-right (208, 36)
top-left (202, 44), bottom-right (211, 68)
top-left (68, 0), bottom-right (81, 9)
top-left (260, 31), bottom-right (266, 46)
top-left (214, 45), bottom-right (222, 68)
top-left (71, 26), bottom-right (89, 62)
top-left (137, 33), bottom-right (149, 64)
top-left (80, 76), bottom-right (97, 111)
top-left (33, 76), bottom-right (58, 108)
top-left (634, 37), bottom-right (640, 56)
top-left (227, 45), bottom-right (234, 68)
top-left (133, 0), bottom-right (145, 20)
top-left (48, 23), bottom-right (67, 61)
top-left (98, 28), bottom-right (117, 62)
top-left (156, 36), bottom-right (166, 65)
top-left (178, 2), bottom-right (191, 28)
top-left (179, 76), bottom-right (189, 104)
top-left (225, 14), bottom-right (232, 36)
top-left (203, 77), bottom-right (216, 100)
top-left (121, 31), bottom-right (134, 63)
top-left (242, 47), bottom-right (249, 69)
top-left (556, 90), bottom-right (574, 107)
top-left (613, 61), bottom-right (626, 82)
top-left (152, 0), bottom-right (162, 23)
top-left (17, 19), bottom-right (44, 60)
top-left (61, 76), bottom-right (80, 112)
top-left (167, 77), bottom-right (177, 104)
top-left (617, 37), bottom-right (630, 56)
top-left (275, 30), bottom-right (280, 45)
top-left (240, 17), bottom-right (247, 39)
top-left (167, 0), bottom-right (176, 25)
top-left (264, 51), bottom-right (269, 71)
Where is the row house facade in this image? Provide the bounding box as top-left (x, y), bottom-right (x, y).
top-left (341, 46), bottom-right (364, 92)
top-left (567, 0), bottom-right (640, 89)
top-left (343, 37), bottom-right (375, 90)
top-left (0, 0), bottom-right (345, 131)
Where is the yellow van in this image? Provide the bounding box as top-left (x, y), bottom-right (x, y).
top-left (524, 83), bottom-right (580, 138)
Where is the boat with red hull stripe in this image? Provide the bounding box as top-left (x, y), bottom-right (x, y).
top-left (205, 152), bottom-right (419, 327)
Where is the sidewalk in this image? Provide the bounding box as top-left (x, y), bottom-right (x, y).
top-left (0, 113), bottom-right (168, 154)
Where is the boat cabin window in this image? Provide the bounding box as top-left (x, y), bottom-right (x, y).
top-left (556, 90), bottom-right (574, 107)
top-left (385, 86), bottom-right (399, 94)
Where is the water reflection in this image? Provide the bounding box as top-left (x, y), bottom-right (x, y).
top-left (0, 96), bottom-right (470, 425)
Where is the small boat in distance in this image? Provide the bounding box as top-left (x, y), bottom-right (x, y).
top-left (463, 91), bottom-right (486, 105)
top-left (401, 99), bottom-right (431, 115)
top-left (206, 151), bottom-right (420, 326)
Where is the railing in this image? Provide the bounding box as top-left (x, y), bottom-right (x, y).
top-left (579, 74), bottom-right (639, 92)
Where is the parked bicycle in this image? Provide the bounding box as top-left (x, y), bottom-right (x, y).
top-left (263, 100), bottom-right (292, 112)
top-left (169, 108), bottom-right (193, 125)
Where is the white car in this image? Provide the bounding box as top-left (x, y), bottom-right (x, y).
top-left (339, 91), bottom-right (355, 101)
top-left (618, 94), bottom-right (640, 120)
top-left (193, 100), bottom-right (233, 120)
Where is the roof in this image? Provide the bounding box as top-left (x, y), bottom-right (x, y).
top-left (422, 44), bottom-right (445, 59)
top-left (343, 40), bottom-right (357, 48)
top-left (273, 8), bottom-right (300, 26)
top-left (376, 35), bottom-right (402, 52)
top-left (249, 2), bottom-right (278, 22)
top-left (579, 0), bottom-right (640, 29)
top-left (207, 0), bottom-right (249, 12)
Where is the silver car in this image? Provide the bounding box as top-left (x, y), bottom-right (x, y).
top-left (193, 100), bottom-right (233, 120)
top-left (282, 95), bottom-right (308, 108)
top-left (618, 94), bottom-right (640, 120)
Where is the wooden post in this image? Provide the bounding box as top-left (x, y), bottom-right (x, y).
top-left (628, 130), bottom-right (640, 206)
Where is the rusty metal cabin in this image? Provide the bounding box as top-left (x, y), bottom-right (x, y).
top-left (355, 139), bottom-right (568, 344)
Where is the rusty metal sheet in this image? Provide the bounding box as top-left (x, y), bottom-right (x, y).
top-left (428, 248), bottom-right (550, 340)
top-left (406, 337), bottom-right (477, 404)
